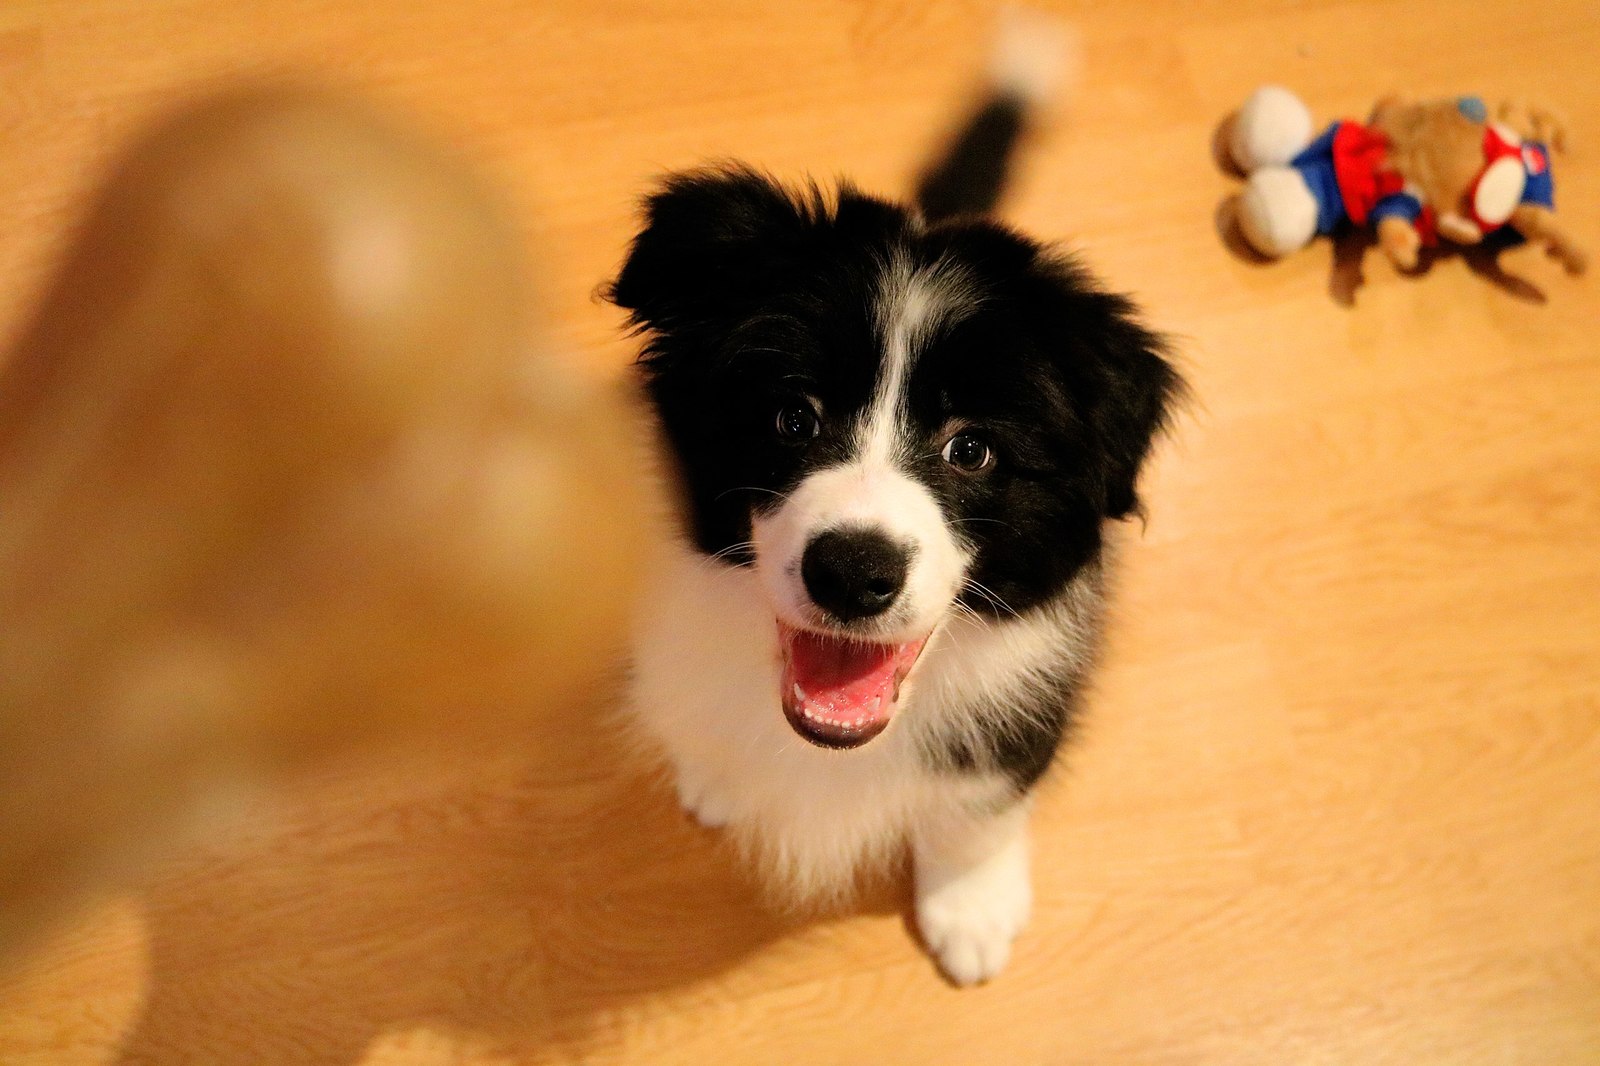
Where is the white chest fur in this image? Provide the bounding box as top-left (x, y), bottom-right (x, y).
top-left (623, 536), bottom-right (1098, 905)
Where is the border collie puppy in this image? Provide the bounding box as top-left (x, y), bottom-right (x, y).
top-left (608, 32), bottom-right (1179, 985)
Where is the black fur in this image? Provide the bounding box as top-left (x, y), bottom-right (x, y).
top-left (915, 94), bottom-right (1029, 221)
top-left (923, 664), bottom-right (1082, 791)
top-left (611, 167), bottom-right (1176, 610)
top-left (609, 166), bottom-right (1177, 784)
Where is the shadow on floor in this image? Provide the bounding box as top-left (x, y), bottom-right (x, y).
top-left (110, 702), bottom-right (902, 1065)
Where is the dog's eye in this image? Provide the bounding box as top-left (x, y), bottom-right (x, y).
top-left (775, 401), bottom-right (820, 441)
top-left (941, 431), bottom-right (994, 472)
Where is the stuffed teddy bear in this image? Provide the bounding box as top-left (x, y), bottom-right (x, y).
top-left (1228, 85), bottom-right (1587, 276)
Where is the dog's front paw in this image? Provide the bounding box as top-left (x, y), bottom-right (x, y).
top-left (674, 772), bottom-right (735, 829)
top-left (915, 837), bottom-right (1032, 986)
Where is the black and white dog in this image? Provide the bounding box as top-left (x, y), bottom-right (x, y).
top-left (609, 30), bottom-right (1179, 985)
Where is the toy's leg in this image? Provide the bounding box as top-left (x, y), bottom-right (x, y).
top-left (1510, 203), bottom-right (1588, 275)
top-left (1377, 216), bottom-right (1423, 271)
top-left (1236, 166), bottom-right (1319, 258)
top-left (1231, 86), bottom-right (1314, 171)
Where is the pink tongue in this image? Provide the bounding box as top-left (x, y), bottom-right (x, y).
top-left (782, 629), bottom-right (905, 723)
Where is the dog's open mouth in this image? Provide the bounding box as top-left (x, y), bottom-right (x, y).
top-left (779, 623), bottom-right (928, 749)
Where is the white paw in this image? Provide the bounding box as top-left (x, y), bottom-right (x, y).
top-left (674, 773), bottom-right (735, 829)
top-left (915, 846), bottom-right (1032, 986)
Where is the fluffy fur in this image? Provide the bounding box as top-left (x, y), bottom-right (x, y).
top-left (609, 81), bottom-right (1177, 986)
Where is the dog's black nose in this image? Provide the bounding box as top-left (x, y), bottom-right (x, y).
top-left (801, 528), bottom-right (909, 622)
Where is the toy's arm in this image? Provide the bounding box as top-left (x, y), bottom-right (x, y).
top-left (1376, 215), bottom-right (1423, 271)
top-left (1371, 191), bottom-right (1426, 271)
top-left (1509, 203), bottom-right (1589, 275)
top-left (1495, 100), bottom-right (1567, 152)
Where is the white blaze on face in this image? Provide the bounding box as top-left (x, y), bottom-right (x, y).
top-left (751, 254), bottom-right (976, 643)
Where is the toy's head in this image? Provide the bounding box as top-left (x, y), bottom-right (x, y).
top-left (1371, 95), bottom-right (1543, 245)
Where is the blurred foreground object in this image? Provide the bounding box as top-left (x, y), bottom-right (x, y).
top-left (0, 90), bottom-right (649, 956)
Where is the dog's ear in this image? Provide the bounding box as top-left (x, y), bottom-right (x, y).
top-left (1025, 255), bottom-right (1180, 519)
top-left (609, 166), bottom-right (821, 333)
top-left (1083, 303), bottom-right (1179, 518)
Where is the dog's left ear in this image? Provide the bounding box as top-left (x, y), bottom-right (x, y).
top-left (1084, 303), bottom-right (1179, 519)
top-left (1028, 256), bottom-right (1179, 519)
top-left (608, 165), bottom-right (819, 334)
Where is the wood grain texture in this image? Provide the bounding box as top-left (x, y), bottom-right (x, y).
top-left (1, 0), bottom-right (1597, 1063)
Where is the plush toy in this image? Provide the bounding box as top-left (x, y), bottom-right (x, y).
top-left (1228, 86), bottom-right (1587, 276)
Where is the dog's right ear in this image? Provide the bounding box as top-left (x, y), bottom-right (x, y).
top-left (608, 166), bottom-right (821, 333)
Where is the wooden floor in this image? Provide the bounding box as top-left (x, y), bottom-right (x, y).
top-left (2, 0), bottom-right (1598, 1062)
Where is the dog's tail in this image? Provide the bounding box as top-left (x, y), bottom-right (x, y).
top-left (914, 9), bottom-right (1076, 221)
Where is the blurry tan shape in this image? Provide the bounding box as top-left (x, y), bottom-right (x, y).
top-left (1376, 215), bottom-right (1422, 272)
top-left (1495, 98), bottom-right (1568, 153)
top-left (0, 90), bottom-right (650, 956)
top-left (1510, 202), bottom-right (1589, 275)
